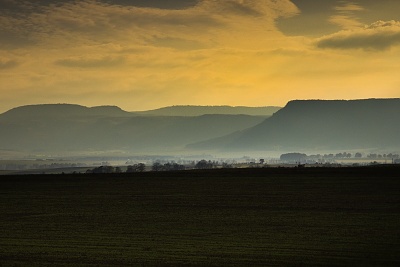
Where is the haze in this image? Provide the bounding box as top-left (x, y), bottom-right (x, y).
top-left (1, 0), bottom-right (400, 113)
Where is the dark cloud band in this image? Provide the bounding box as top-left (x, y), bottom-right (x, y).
top-left (0, 60), bottom-right (18, 69)
top-left (102, 0), bottom-right (200, 9)
top-left (316, 21), bottom-right (400, 50)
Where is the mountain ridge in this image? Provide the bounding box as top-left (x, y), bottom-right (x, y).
top-left (135, 105), bottom-right (281, 116)
top-left (0, 110), bottom-right (266, 153)
top-left (1, 104), bottom-right (280, 119)
top-left (188, 98), bottom-right (400, 152)
top-left (1, 99), bottom-right (399, 155)
top-left (0, 104), bottom-right (129, 120)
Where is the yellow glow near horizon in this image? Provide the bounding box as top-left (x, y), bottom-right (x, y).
top-left (0, 0), bottom-right (399, 113)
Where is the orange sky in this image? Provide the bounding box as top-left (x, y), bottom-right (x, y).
top-left (1, 0), bottom-right (400, 112)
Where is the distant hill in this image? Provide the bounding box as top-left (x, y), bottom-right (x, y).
top-left (0, 104), bottom-right (130, 120)
top-left (1, 104), bottom-right (280, 119)
top-left (188, 99), bottom-right (400, 152)
top-left (2, 100), bottom-right (399, 155)
top-left (134, 105), bottom-right (281, 116)
top-left (0, 104), bottom-right (266, 153)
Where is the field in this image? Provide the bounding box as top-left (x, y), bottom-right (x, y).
top-left (1, 166), bottom-right (400, 266)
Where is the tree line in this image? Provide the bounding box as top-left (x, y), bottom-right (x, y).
top-left (280, 152), bottom-right (400, 163)
top-left (85, 159), bottom-right (234, 174)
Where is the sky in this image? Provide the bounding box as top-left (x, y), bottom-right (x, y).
top-left (1, 0), bottom-right (400, 112)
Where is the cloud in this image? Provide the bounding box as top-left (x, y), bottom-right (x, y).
top-left (0, 0), bottom-right (299, 50)
top-left (150, 37), bottom-right (210, 50)
top-left (55, 56), bottom-right (126, 68)
top-left (329, 1), bottom-right (364, 30)
top-left (0, 13), bottom-right (36, 48)
top-left (316, 20), bottom-right (400, 50)
top-left (101, 0), bottom-right (200, 10)
top-left (0, 59), bottom-right (18, 69)
top-left (200, 0), bottom-right (263, 17)
top-left (0, 0), bottom-right (306, 112)
top-left (200, 0), bottom-right (298, 18)
top-left (329, 15), bottom-right (363, 29)
top-left (367, 20), bottom-right (400, 29)
top-left (334, 3), bottom-right (364, 12)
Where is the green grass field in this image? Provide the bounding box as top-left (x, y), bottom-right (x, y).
top-left (1, 167), bottom-right (400, 266)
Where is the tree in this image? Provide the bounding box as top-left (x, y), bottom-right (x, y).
top-left (222, 162), bottom-right (233, 168)
top-left (89, 166), bottom-right (115, 174)
top-left (335, 153), bottom-right (343, 158)
top-left (169, 163), bottom-right (185, 171)
top-left (127, 163), bottom-right (146, 173)
top-left (157, 162), bottom-right (185, 171)
top-left (126, 165), bottom-right (135, 173)
top-left (195, 160), bottom-right (214, 169)
top-left (152, 162), bottom-right (163, 171)
top-left (136, 163), bottom-right (146, 172)
top-left (355, 152), bottom-right (362, 158)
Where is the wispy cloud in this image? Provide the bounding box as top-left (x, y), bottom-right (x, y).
top-left (55, 56), bottom-right (126, 68)
top-left (0, 0), bottom-right (298, 50)
top-left (334, 3), bottom-right (364, 12)
top-left (1, 0), bottom-right (399, 112)
top-left (0, 59), bottom-right (18, 69)
top-left (316, 20), bottom-right (400, 50)
top-left (329, 1), bottom-right (364, 30)
top-left (329, 15), bottom-right (363, 30)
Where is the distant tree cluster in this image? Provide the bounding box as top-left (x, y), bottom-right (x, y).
top-left (221, 162), bottom-right (233, 168)
top-left (308, 153), bottom-right (352, 159)
top-left (0, 162), bottom-right (86, 171)
top-left (149, 160), bottom-right (233, 171)
top-left (367, 153), bottom-right (399, 159)
top-left (127, 163), bottom-right (146, 173)
top-left (87, 166), bottom-right (116, 174)
top-left (151, 162), bottom-right (185, 172)
top-left (194, 160), bottom-right (216, 169)
top-left (86, 164), bottom-right (146, 174)
top-left (334, 152), bottom-right (352, 158)
top-left (280, 152), bottom-right (400, 163)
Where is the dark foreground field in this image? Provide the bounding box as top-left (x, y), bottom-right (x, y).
top-left (1, 167), bottom-right (400, 266)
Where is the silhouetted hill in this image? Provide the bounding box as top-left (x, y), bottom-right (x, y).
top-left (1, 104), bottom-right (279, 120)
top-left (0, 104), bottom-right (130, 120)
top-left (0, 104), bottom-right (266, 153)
top-left (135, 105), bottom-right (281, 116)
top-left (3, 100), bottom-right (399, 155)
top-left (188, 99), bottom-right (400, 151)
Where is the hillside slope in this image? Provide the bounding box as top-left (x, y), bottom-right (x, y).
top-left (0, 104), bottom-right (130, 120)
top-left (135, 105), bottom-right (281, 116)
top-left (0, 104), bottom-right (266, 153)
top-left (189, 99), bottom-right (400, 151)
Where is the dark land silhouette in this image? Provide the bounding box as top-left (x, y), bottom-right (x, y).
top-left (135, 105), bottom-right (281, 116)
top-left (1, 104), bottom-right (280, 119)
top-left (1, 166), bottom-right (399, 266)
top-left (188, 98), bottom-right (400, 152)
top-left (0, 104), bottom-right (271, 153)
top-left (1, 100), bottom-right (400, 266)
top-left (1, 99), bottom-right (400, 155)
